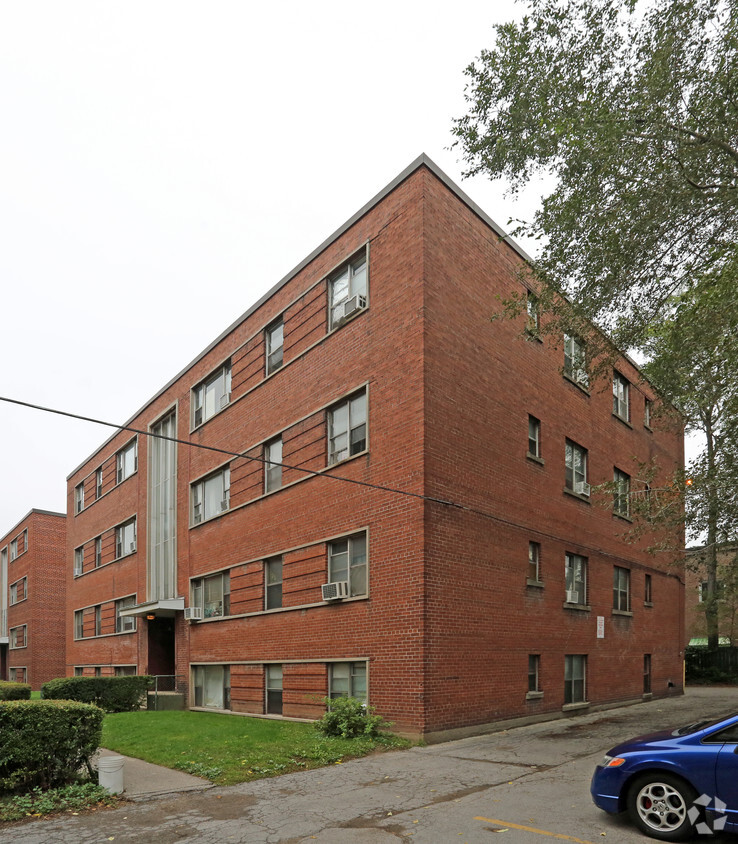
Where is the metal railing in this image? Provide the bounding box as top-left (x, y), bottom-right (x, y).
top-left (149, 674), bottom-right (187, 708)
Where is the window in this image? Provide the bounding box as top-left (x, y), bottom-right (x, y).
top-left (645, 574), bottom-right (653, 604)
top-left (266, 321), bottom-right (284, 375)
top-left (149, 411), bottom-right (177, 602)
top-left (193, 665), bottom-right (230, 709)
top-left (565, 553), bottom-right (587, 606)
top-left (328, 533), bottom-right (367, 597)
top-left (643, 654), bottom-right (652, 694)
top-left (9, 667), bottom-right (26, 683)
top-left (74, 546), bottom-right (84, 577)
top-left (192, 361), bottom-right (232, 427)
top-left (115, 518), bottom-right (137, 558)
top-left (528, 542), bottom-right (541, 582)
top-left (192, 572), bottom-right (231, 619)
top-left (94, 667), bottom-right (102, 677)
top-left (329, 662), bottom-right (367, 702)
top-left (9, 538), bottom-right (18, 561)
top-left (74, 667), bottom-right (83, 676)
top-left (9, 577), bottom-right (26, 605)
top-left (613, 566), bottom-right (631, 612)
top-left (114, 666), bottom-right (136, 676)
top-left (613, 468), bottom-right (631, 517)
top-left (96, 467), bottom-right (103, 499)
top-left (74, 610), bottom-right (84, 640)
top-left (266, 664), bottom-right (283, 715)
top-left (1, 547), bottom-right (6, 570)
top-left (117, 440), bottom-right (138, 483)
top-left (115, 597), bottom-right (137, 633)
top-left (94, 605), bottom-right (102, 636)
top-left (328, 390), bottom-right (367, 464)
top-left (265, 557), bottom-right (283, 610)
top-left (698, 580), bottom-right (725, 603)
top-left (528, 415), bottom-right (541, 458)
top-left (9, 625), bottom-right (26, 649)
top-left (564, 655), bottom-right (587, 704)
top-left (264, 438), bottom-right (282, 493)
top-left (75, 482), bottom-right (84, 514)
top-left (563, 334), bottom-right (588, 387)
top-left (613, 371), bottom-right (630, 421)
top-left (526, 291), bottom-right (540, 334)
top-left (95, 536), bottom-right (102, 568)
top-left (21, 529), bottom-right (27, 552)
top-left (329, 251), bottom-right (368, 329)
top-left (528, 655), bottom-right (540, 693)
top-left (644, 398), bottom-right (653, 428)
top-left (565, 440), bottom-right (588, 495)
top-left (192, 467), bottom-right (230, 524)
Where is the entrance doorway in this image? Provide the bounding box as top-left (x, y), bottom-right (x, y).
top-left (147, 617), bottom-right (175, 677)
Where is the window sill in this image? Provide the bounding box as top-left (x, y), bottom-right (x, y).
top-left (562, 701), bottom-right (590, 712)
top-left (526, 579), bottom-right (544, 589)
top-left (526, 691), bottom-right (544, 701)
top-left (563, 488), bottom-right (591, 504)
top-left (190, 399), bottom-right (232, 435)
top-left (613, 511), bottom-right (633, 523)
top-left (612, 609), bottom-right (633, 618)
top-left (74, 560), bottom-right (114, 579)
top-left (644, 424), bottom-right (653, 433)
top-left (612, 413), bottom-right (633, 429)
top-left (526, 453), bottom-right (545, 466)
top-left (644, 601), bottom-right (654, 608)
top-left (563, 602), bottom-right (591, 612)
top-left (328, 301), bottom-right (369, 335)
top-left (9, 597), bottom-right (28, 607)
top-left (562, 373), bottom-right (590, 395)
top-left (190, 593), bottom-right (370, 623)
top-left (525, 329), bottom-right (543, 344)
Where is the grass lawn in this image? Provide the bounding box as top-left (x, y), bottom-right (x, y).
top-left (102, 710), bottom-right (410, 785)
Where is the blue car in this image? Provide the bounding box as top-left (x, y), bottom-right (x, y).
top-left (591, 713), bottom-right (738, 840)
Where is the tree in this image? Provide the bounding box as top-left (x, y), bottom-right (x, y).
top-left (452, 0), bottom-right (738, 350)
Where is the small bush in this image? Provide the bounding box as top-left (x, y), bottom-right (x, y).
top-left (0, 781), bottom-right (118, 822)
top-left (0, 700), bottom-right (103, 792)
top-left (315, 697), bottom-right (387, 738)
top-left (42, 675), bottom-right (153, 712)
top-left (0, 681), bottom-right (31, 701)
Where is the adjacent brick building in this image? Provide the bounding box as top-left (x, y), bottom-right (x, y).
top-left (685, 543), bottom-right (738, 646)
top-left (65, 155), bottom-right (685, 738)
top-left (0, 509), bottom-right (66, 689)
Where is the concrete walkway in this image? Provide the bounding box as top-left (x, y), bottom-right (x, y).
top-left (94, 748), bottom-right (212, 799)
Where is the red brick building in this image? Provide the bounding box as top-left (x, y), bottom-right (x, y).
top-left (0, 509), bottom-right (66, 689)
top-left (685, 544), bottom-right (738, 647)
top-left (65, 155), bottom-right (684, 738)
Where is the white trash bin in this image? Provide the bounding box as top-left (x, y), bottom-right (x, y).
top-left (98, 755), bottom-right (125, 794)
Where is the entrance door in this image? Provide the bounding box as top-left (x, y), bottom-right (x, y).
top-left (147, 617), bottom-right (175, 678)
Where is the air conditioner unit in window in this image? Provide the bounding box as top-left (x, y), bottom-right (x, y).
top-left (342, 294), bottom-right (367, 320)
top-left (129, 542), bottom-right (136, 552)
top-left (566, 590), bottom-right (580, 604)
top-left (575, 481), bottom-right (591, 497)
top-left (219, 499), bottom-right (229, 511)
top-left (184, 607), bottom-right (203, 621)
top-left (322, 581), bottom-right (349, 601)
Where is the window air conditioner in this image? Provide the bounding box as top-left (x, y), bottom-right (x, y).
top-left (129, 542), bottom-right (136, 552)
top-left (219, 499), bottom-right (229, 511)
top-left (566, 590), bottom-right (580, 604)
top-left (342, 294), bottom-right (367, 319)
top-left (322, 581), bottom-right (350, 601)
top-left (575, 481), bottom-right (591, 497)
top-left (184, 607), bottom-right (203, 621)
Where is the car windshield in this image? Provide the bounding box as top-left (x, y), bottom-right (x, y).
top-left (673, 716), bottom-right (731, 736)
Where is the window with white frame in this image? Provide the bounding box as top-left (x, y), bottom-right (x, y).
top-left (565, 553), bottom-right (587, 606)
top-left (528, 542), bottom-right (541, 582)
top-left (565, 439), bottom-right (588, 495)
top-left (613, 468), bottom-right (631, 517)
top-left (265, 557), bottom-right (283, 610)
top-left (328, 533), bottom-right (367, 597)
top-left (74, 546), bottom-right (84, 576)
top-left (115, 518), bottom-right (137, 558)
top-left (117, 439), bottom-right (138, 483)
top-left (528, 655), bottom-right (540, 693)
top-left (528, 415), bottom-right (541, 458)
top-left (96, 467), bottom-right (103, 499)
top-left (329, 251), bottom-right (368, 329)
top-left (266, 664), bottom-right (283, 714)
top-left (645, 573), bottom-right (653, 604)
top-left (94, 605), bottom-right (102, 636)
top-left (114, 666), bottom-right (136, 676)
top-left (265, 320), bottom-right (284, 375)
top-left (329, 661), bottom-right (367, 702)
top-left (192, 467), bottom-right (230, 524)
top-left (75, 482), bottom-right (84, 514)
top-left (613, 371), bottom-right (630, 421)
top-left (9, 577), bottom-right (26, 605)
top-left (9, 667), bottom-right (26, 683)
top-left (328, 390), bottom-right (367, 465)
top-left (192, 361), bottom-right (232, 427)
top-left (115, 596), bottom-right (137, 633)
top-left (644, 398), bottom-right (653, 428)
top-left (191, 571), bottom-right (231, 619)
top-left (526, 291), bottom-right (540, 334)
top-left (74, 610), bottom-right (84, 640)
top-left (9, 625), bottom-right (26, 649)
top-left (9, 538), bottom-right (18, 561)
top-left (193, 664), bottom-right (231, 709)
top-left (613, 566), bottom-right (631, 612)
top-left (563, 334), bottom-right (588, 387)
top-left (95, 536), bottom-right (102, 568)
top-left (564, 654), bottom-right (587, 704)
top-left (264, 438), bottom-right (282, 493)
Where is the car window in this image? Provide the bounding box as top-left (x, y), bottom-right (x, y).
top-left (702, 723), bottom-right (738, 744)
top-left (674, 717), bottom-right (732, 736)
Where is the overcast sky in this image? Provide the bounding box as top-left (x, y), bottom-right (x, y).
top-left (0, 1), bottom-right (565, 530)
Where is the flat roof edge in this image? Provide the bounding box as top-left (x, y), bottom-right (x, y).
top-left (0, 508), bottom-right (66, 543)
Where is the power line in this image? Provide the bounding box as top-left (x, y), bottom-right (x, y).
top-left (0, 394), bottom-right (683, 577)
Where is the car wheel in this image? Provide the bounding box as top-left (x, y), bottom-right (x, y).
top-left (626, 773), bottom-right (697, 842)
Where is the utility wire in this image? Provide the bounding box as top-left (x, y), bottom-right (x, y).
top-left (0, 394), bottom-right (683, 577)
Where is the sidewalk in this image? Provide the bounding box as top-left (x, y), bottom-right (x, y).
top-left (94, 748), bottom-right (212, 799)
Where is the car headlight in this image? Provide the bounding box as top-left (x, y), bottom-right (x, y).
top-left (600, 755), bottom-right (626, 768)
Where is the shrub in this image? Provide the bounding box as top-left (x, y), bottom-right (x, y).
top-left (0, 700), bottom-right (103, 792)
top-left (0, 781), bottom-right (118, 822)
top-left (315, 696), bottom-right (387, 738)
top-left (42, 675), bottom-right (153, 712)
top-left (0, 681), bottom-right (31, 701)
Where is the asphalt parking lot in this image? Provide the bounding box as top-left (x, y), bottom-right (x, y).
top-left (4, 686), bottom-right (737, 844)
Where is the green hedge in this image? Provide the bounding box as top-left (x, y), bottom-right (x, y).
top-left (0, 681), bottom-right (31, 701)
top-left (42, 676), bottom-right (153, 712)
top-left (0, 700), bottom-right (103, 792)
